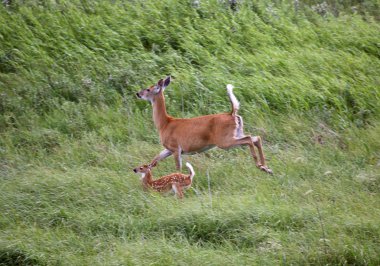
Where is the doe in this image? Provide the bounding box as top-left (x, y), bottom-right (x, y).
top-left (135, 76), bottom-right (272, 174)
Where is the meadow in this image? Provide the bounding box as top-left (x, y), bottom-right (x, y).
top-left (0, 0), bottom-right (379, 265)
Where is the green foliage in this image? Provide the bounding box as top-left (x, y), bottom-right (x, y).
top-left (0, 0), bottom-right (379, 265)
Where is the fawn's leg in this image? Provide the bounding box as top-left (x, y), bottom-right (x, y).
top-left (172, 183), bottom-right (184, 199)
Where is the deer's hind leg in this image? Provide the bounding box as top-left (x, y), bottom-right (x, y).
top-left (173, 146), bottom-right (183, 170)
top-left (217, 135), bottom-right (272, 174)
top-left (217, 136), bottom-right (259, 165)
top-left (251, 136), bottom-right (272, 174)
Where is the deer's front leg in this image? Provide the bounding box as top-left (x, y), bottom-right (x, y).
top-left (150, 149), bottom-right (173, 167)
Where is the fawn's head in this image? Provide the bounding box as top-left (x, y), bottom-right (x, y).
top-left (136, 76), bottom-right (171, 102)
top-left (133, 164), bottom-right (152, 174)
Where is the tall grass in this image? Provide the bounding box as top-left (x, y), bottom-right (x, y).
top-left (1, 0), bottom-right (379, 265)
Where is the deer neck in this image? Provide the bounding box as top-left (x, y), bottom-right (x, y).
top-left (152, 92), bottom-right (170, 130)
top-left (142, 171), bottom-right (153, 187)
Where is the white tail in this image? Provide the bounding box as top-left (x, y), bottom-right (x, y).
top-left (185, 162), bottom-right (195, 181)
top-left (226, 84), bottom-right (240, 115)
top-left (135, 76), bottom-right (272, 174)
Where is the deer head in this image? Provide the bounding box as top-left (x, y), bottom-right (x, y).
top-left (136, 76), bottom-right (171, 103)
top-left (133, 164), bottom-right (152, 174)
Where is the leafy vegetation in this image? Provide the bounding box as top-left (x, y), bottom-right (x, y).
top-left (1, 0), bottom-right (379, 265)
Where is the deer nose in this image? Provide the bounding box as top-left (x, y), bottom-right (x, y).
top-left (133, 168), bottom-right (137, 173)
top-left (136, 92), bottom-right (141, 98)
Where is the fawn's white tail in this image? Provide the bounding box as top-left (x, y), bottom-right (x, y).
top-left (185, 162), bottom-right (195, 181)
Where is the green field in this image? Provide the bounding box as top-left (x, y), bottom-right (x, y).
top-left (1, 1), bottom-right (379, 265)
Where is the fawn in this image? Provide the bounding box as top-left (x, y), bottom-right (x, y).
top-left (133, 162), bottom-right (195, 199)
top-left (135, 76), bottom-right (273, 174)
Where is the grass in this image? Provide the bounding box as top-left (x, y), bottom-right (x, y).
top-left (1, 124), bottom-right (379, 265)
top-left (1, 0), bottom-right (380, 265)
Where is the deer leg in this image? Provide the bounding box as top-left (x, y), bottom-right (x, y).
top-left (247, 139), bottom-right (259, 167)
top-left (150, 149), bottom-right (173, 167)
top-left (218, 136), bottom-right (273, 174)
top-left (252, 136), bottom-right (272, 174)
top-left (173, 146), bottom-right (183, 170)
top-left (251, 136), bottom-right (265, 166)
top-left (172, 183), bottom-right (184, 199)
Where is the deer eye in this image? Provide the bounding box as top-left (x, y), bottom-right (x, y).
top-left (140, 167), bottom-right (143, 170)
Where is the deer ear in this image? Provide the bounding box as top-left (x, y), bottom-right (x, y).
top-left (154, 79), bottom-right (164, 93)
top-left (157, 78), bottom-right (164, 87)
top-left (163, 76), bottom-right (171, 88)
top-left (159, 76), bottom-right (171, 93)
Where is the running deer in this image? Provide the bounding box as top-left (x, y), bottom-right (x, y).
top-left (135, 76), bottom-right (273, 174)
top-left (133, 162), bottom-right (195, 199)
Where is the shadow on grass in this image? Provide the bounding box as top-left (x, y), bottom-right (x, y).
top-left (0, 248), bottom-right (44, 266)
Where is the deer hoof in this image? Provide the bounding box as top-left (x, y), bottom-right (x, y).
top-left (259, 165), bottom-right (273, 175)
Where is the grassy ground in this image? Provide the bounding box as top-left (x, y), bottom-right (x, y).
top-left (1, 1), bottom-right (380, 265)
top-left (1, 127), bottom-right (379, 265)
